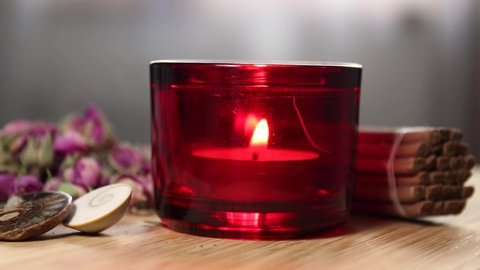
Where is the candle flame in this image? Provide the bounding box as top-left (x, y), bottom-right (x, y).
top-left (244, 114), bottom-right (259, 135)
top-left (249, 119), bottom-right (269, 147)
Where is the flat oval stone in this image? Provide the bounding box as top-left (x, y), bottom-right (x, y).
top-left (0, 192), bottom-right (72, 241)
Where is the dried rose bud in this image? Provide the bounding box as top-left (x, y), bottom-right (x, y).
top-left (6, 136), bottom-right (27, 155)
top-left (43, 177), bottom-right (63, 192)
top-left (12, 175), bottom-right (43, 195)
top-left (1, 120), bottom-right (35, 137)
top-left (1, 120), bottom-right (56, 154)
top-left (60, 105), bottom-right (114, 150)
top-left (98, 174), bottom-right (112, 187)
top-left (138, 146), bottom-right (152, 174)
top-left (19, 134), bottom-right (54, 167)
top-left (108, 144), bottom-right (142, 174)
top-left (58, 182), bottom-right (87, 199)
top-left (1, 120), bottom-right (55, 139)
top-left (0, 141), bottom-right (19, 174)
top-left (0, 162), bottom-right (19, 175)
top-left (29, 122), bottom-right (57, 137)
top-left (19, 138), bottom-right (38, 166)
top-left (62, 167), bottom-right (74, 182)
top-left (71, 157), bottom-right (102, 188)
top-left (0, 174), bottom-right (15, 202)
top-left (37, 135), bottom-right (54, 167)
top-left (53, 130), bottom-right (88, 155)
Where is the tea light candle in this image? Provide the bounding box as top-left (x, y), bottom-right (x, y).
top-left (193, 119), bottom-right (319, 162)
top-left (191, 119), bottom-right (320, 201)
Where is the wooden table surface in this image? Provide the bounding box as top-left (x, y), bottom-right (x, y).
top-left (2, 169), bottom-right (480, 270)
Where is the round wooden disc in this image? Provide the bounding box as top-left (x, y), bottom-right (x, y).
top-left (0, 192), bottom-right (72, 241)
top-left (63, 183), bottom-right (132, 233)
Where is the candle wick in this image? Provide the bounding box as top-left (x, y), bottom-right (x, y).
top-left (252, 152), bottom-right (259, 161)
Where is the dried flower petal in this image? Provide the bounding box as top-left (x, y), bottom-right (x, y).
top-left (139, 146), bottom-right (152, 174)
top-left (54, 130), bottom-right (88, 155)
top-left (58, 182), bottom-right (87, 199)
top-left (1, 120), bottom-right (56, 155)
top-left (43, 177), bottom-right (63, 192)
top-left (29, 122), bottom-right (57, 137)
top-left (12, 175), bottom-right (43, 195)
top-left (59, 105), bottom-right (114, 150)
top-left (108, 144), bottom-right (142, 173)
top-left (0, 174), bottom-right (15, 202)
top-left (19, 134), bottom-right (54, 167)
top-left (62, 167), bottom-right (74, 182)
top-left (1, 120), bottom-right (34, 137)
top-left (72, 157), bottom-right (102, 188)
top-left (0, 141), bottom-right (19, 174)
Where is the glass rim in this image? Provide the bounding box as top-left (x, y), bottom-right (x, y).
top-left (150, 59), bottom-right (362, 69)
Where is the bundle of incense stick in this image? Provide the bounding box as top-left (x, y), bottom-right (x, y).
top-left (353, 127), bottom-right (476, 217)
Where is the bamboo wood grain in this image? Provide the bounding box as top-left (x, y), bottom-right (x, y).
top-left (0, 169), bottom-right (479, 270)
top-left (355, 172), bottom-right (430, 186)
top-left (356, 156), bottom-right (429, 174)
top-left (357, 142), bottom-right (432, 158)
top-left (354, 185), bottom-right (425, 203)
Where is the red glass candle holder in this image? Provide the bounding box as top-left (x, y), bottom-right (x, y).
top-left (150, 60), bottom-right (362, 239)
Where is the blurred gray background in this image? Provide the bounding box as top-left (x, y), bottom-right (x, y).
top-left (0, 0), bottom-right (479, 155)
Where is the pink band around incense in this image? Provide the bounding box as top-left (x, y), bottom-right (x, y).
top-left (386, 129), bottom-right (407, 216)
